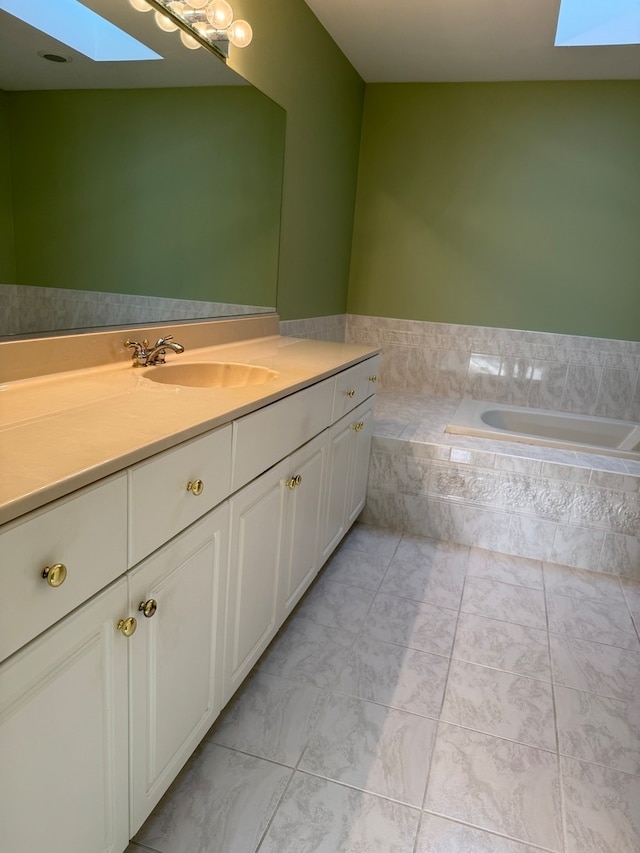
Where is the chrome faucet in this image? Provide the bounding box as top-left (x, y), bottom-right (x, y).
top-left (124, 335), bottom-right (185, 367)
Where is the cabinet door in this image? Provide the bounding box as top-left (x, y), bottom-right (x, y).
top-left (0, 579), bottom-right (129, 853)
top-left (347, 401), bottom-right (374, 526)
top-left (280, 431), bottom-right (328, 618)
top-left (322, 415), bottom-right (354, 561)
top-left (224, 460), bottom-right (286, 704)
top-left (128, 503), bottom-right (229, 834)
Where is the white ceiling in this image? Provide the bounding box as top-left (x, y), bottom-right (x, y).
top-left (304, 0), bottom-right (640, 82)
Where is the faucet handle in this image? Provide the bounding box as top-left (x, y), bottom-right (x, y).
top-left (154, 335), bottom-right (174, 348)
top-left (124, 339), bottom-right (150, 365)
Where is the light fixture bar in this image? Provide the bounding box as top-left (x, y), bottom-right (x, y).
top-left (138, 0), bottom-right (252, 59)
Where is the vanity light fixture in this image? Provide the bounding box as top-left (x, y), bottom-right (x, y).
top-left (130, 0), bottom-right (252, 59)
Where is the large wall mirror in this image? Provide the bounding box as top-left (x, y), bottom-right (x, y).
top-left (0, 0), bottom-right (285, 338)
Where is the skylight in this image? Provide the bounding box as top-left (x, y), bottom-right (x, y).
top-left (555, 0), bottom-right (640, 47)
top-left (0, 0), bottom-right (162, 61)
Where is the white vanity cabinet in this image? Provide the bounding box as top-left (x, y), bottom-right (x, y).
top-left (0, 474), bottom-right (128, 662)
top-left (224, 457), bottom-right (287, 703)
top-left (0, 578), bottom-right (130, 853)
top-left (223, 429), bottom-right (329, 705)
top-left (127, 502), bottom-right (230, 833)
top-left (278, 430), bottom-right (328, 619)
top-left (0, 350), bottom-right (379, 853)
top-left (323, 398), bottom-right (375, 561)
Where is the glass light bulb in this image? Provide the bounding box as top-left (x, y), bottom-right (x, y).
top-left (205, 0), bottom-right (233, 30)
top-left (168, 1), bottom-right (188, 16)
top-left (180, 29), bottom-right (202, 48)
top-left (185, 0), bottom-right (208, 8)
top-left (154, 10), bottom-right (179, 32)
top-left (227, 19), bottom-right (252, 48)
top-left (193, 21), bottom-right (213, 38)
top-left (129, 0), bottom-right (151, 11)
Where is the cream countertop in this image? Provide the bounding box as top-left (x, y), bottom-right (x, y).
top-left (0, 333), bottom-right (378, 525)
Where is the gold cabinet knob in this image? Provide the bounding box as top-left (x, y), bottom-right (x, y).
top-left (346, 389), bottom-right (356, 398)
top-left (138, 598), bottom-right (158, 618)
top-left (42, 563), bottom-right (67, 588)
top-left (187, 479), bottom-right (204, 496)
top-left (116, 617), bottom-right (137, 637)
top-left (369, 375), bottom-right (378, 383)
top-left (285, 474), bottom-right (303, 490)
top-left (353, 421), bottom-right (364, 432)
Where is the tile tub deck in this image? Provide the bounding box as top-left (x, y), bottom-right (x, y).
top-left (362, 393), bottom-right (640, 580)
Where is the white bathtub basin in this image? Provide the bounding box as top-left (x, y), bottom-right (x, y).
top-left (446, 399), bottom-right (640, 459)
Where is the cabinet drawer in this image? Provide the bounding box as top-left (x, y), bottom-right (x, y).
top-left (332, 355), bottom-right (381, 421)
top-left (0, 474), bottom-right (127, 663)
top-left (231, 378), bottom-right (335, 491)
top-left (128, 425), bottom-right (232, 566)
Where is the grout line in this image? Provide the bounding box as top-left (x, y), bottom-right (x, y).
top-left (421, 810), bottom-right (562, 853)
top-left (542, 564), bottom-right (569, 853)
top-left (420, 548), bottom-right (470, 812)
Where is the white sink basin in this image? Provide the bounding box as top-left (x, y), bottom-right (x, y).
top-left (142, 362), bottom-right (279, 388)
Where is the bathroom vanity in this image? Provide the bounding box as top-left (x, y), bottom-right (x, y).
top-left (0, 319), bottom-right (379, 853)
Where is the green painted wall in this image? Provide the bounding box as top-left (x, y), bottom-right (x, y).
top-left (229, 0), bottom-right (365, 320)
top-left (348, 82), bottom-right (640, 341)
top-left (7, 87), bottom-right (284, 307)
top-left (0, 90), bottom-right (16, 282)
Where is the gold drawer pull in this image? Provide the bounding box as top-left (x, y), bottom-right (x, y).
top-left (369, 375), bottom-right (378, 383)
top-left (116, 617), bottom-right (137, 637)
top-left (346, 389), bottom-right (356, 398)
top-left (42, 563), bottom-right (67, 588)
top-left (353, 421), bottom-right (364, 432)
top-left (285, 474), bottom-right (302, 490)
top-left (187, 479), bottom-right (204, 496)
top-left (138, 599), bottom-right (158, 618)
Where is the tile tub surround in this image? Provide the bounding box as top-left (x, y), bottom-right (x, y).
top-left (0, 283), bottom-right (272, 337)
top-left (346, 314), bottom-right (640, 420)
top-left (126, 524), bottom-right (640, 853)
top-left (361, 392), bottom-right (640, 579)
top-left (280, 314), bottom-right (347, 343)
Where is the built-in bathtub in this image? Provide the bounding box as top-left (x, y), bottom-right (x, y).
top-left (362, 392), bottom-right (640, 579)
top-left (446, 399), bottom-right (640, 460)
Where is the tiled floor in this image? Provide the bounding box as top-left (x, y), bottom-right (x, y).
top-left (127, 524), bottom-right (640, 853)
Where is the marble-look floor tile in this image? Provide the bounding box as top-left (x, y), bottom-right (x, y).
top-left (562, 756), bottom-right (640, 853)
top-left (298, 693), bottom-right (436, 806)
top-left (453, 612), bottom-right (551, 681)
top-left (555, 685), bottom-right (640, 775)
top-left (258, 615), bottom-right (353, 689)
top-left (467, 549), bottom-right (543, 590)
top-left (342, 523), bottom-right (402, 559)
top-left (550, 634), bottom-right (640, 702)
top-left (425, 724), bottom-right (563, 851)
top-left (134, 743), bottom-right (291, 853)
top-left (415, 813), bottom-right (544, 852)
top-left (543, 562), bottom-right (626, 604)
top-left (335, 635), bottom-right (449, 717)
top-left (363, 592), bottom-right (458, 656)
top-left (380, 557), bottom-right (466, 610)
top-left (621, 579), bottom-right (640, 624)
top-left (461, 577), bottom-right (547, 630)
top-left (394, 536), bottom-right (469, 573)
top-left (441, 660), bottom-right (556, 750)
top-left (206, 671), bottom-right (324, 766)
top-left (547, 592), bottom-right (640, 650)
top-left (321, 546), bottom-right (392, 590)
top-left (258, 772), bottom-right (420, 853)
top-left (295, 577), bottom-right (376, 634)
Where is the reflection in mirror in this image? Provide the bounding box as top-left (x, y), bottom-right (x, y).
top-left (0, 0), bottom-right (285, 338)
